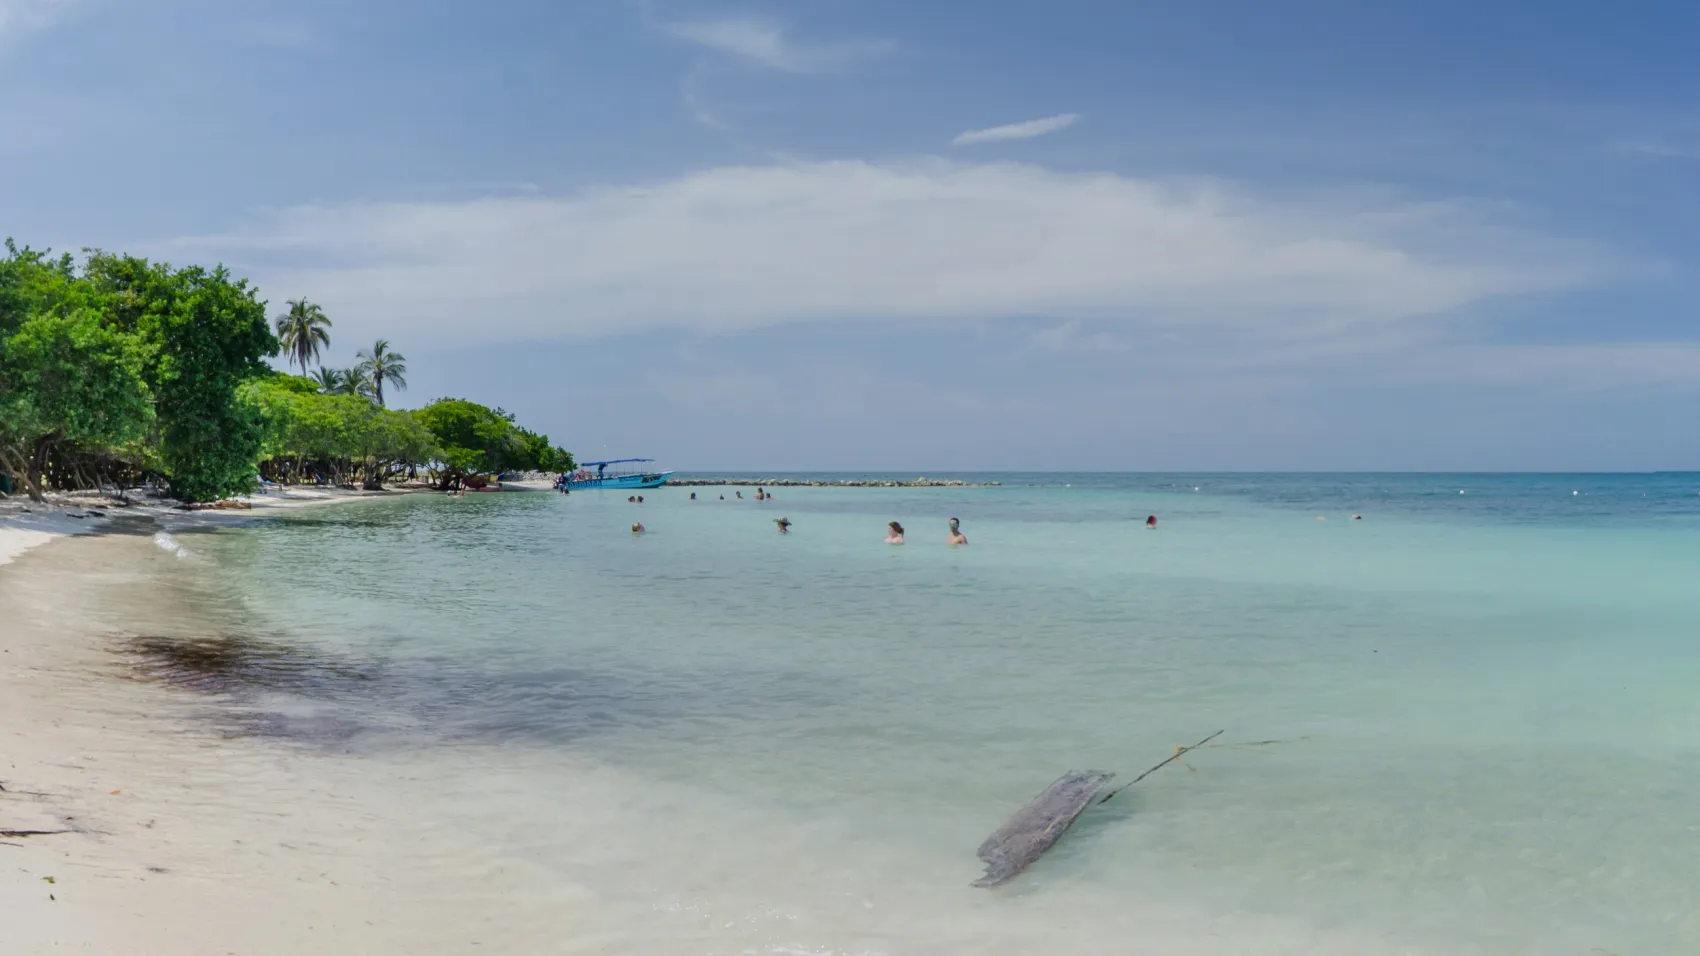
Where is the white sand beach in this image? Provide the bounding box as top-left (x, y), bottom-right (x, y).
top-left (0, 489), bottom-right (560, 955)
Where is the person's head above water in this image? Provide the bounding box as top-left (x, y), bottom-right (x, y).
top-left (888, 521), bottom-right (905, 536)
top-left (631, 522), bottom-right (644, 534)
top-left (1146, 515), bottom-right (1157, 527)
top-left (775, 517), bottom-right (791, 532)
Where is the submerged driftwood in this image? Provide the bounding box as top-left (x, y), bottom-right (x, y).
top-left (973, 731), bottom-right (1227, 888)
top-left (973, 769), bottom-right (1114, 888)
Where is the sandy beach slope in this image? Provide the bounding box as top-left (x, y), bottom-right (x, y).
top-left (0, 490), bottom-right (567, 955)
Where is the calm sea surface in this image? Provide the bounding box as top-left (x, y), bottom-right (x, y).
top-left (169, 474), bottom-right (1700, 954)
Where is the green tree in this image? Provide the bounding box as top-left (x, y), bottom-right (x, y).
top-left (415, 398), bottom-right (572, 487)
top-left (310, 367), bottom-right (346, 394)
top-left (274, 299), bottom-right (332, 376)
top-left (0, 245), bottom-right (154, 500)
top-left (85, 253), bottom-right (279, 502)
top-left (355, 339), bottom-right (408, 407)
top-left (246, 375), bottom-right (440, 488)
top-left (346, 365), bottom-right (376, 401)
top-left (514, 427), bottom-right (575, 472)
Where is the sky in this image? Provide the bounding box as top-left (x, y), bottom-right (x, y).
top-left (3, 0), bottom-right (1699, 471)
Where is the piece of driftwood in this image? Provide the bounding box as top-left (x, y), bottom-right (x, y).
top-left (973, 769), bottom-right (1114, 888)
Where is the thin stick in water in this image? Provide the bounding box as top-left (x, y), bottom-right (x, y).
top-left (1097, 730), bottom-right (1224, 804)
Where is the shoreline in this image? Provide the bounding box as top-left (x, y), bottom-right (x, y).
top-left (671, 476), bottom-right (999, 487)
top-left (0, 484), bottom-right (434, 570)
top-left (0, 517), bottom-right (567, 953)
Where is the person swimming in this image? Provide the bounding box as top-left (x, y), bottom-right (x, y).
top-left (631, 522), bottom-right (645, 534)
top-left (1145, 515), bottom-right (1157, 529)
top-left (736, 491), bottom-right (743, 499)
top-left (690, 492), bottom-right (697, 500)
top-left (637, 495), bottom-right (644, 503)
top-left (628, 495), bottom-right (636, 502)
top-left (948, 517), bottom-right (967, 545)
top-left (886, 521), bottom-right (905, 545)
top-left (775, 517), bottom-right (791, 533)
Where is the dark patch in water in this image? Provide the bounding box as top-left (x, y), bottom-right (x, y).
top-left (118, 633), bottom-right (384, 748)
top-left (216, 708), bottom-right (368, 743)
top-left (121, 633), bottom-right (378, 697)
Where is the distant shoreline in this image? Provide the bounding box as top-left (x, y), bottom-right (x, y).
top-left (669, 477), bottom-right (999, 488)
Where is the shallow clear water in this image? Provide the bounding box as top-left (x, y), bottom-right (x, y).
top-left (174, 475), bottom-right (1700, 954)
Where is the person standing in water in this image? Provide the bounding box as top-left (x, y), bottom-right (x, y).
top-left (1146, 515), bottom-right (1157, 529)
top-left (948, 517), bottom-right (967, 545)
top-left (775, 517), bottom-right (791, 533)
top-left (886, 521), bottom-right (905, 544)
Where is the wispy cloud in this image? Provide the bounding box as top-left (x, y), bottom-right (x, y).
top-left (659, 17), bottom-right (892, 73)
top-left (1029, 320), bottom-right (1130, 354)
top-left (1614, 141), bottom-right (1700, 161)
top-left (953, 113), bottom-right (1080, 147)
top-left (166, 159), bottom-right (1614, 349)
top-left (680, 65), bottom-right (730, 130)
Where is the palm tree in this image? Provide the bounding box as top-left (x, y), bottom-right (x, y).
top-left (345, 365), bottom-right (376, 401)
top-left (310, 367), bottom-right (345, 394)
top-left (355, 339), bottom-right (408, 407)
top-left (274, 300), bottom-right (332, 376)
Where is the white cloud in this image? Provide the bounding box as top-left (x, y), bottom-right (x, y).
top-left (165, 159), bottom-right (1613, 347)
top-left (659, 17), bottom-right (891, 73)
top-left (953, 114), bottom-right (1080, 146)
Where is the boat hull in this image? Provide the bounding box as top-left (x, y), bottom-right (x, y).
top-left (564, 471), bottom-right (673, 490)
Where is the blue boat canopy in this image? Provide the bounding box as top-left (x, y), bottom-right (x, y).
top-left (578, 458), bottom-right (655, 467)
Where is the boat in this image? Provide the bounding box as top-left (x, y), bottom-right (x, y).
top-left (559, 458), bottom-right (673, 491)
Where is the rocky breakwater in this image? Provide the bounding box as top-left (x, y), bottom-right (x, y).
top-left (670, 477), bottom-right (999, 488)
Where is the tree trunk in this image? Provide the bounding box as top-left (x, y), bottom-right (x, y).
top-left (26, 433), bottom-right (59, 503)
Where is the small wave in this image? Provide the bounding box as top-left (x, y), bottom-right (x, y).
top-left (153, 531), bottom-right (193, 559)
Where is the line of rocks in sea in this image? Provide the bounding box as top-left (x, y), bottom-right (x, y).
top-left (669, 477), bottom-right (999, 488)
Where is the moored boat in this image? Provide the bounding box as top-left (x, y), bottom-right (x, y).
top-left (558, 459), bottom-right (673, 491)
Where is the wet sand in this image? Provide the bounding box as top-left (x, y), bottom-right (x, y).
top-left (0, 512), bottom-right (558, 954)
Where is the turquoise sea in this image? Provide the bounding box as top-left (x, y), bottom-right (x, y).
top-left (164, 474), bottom-right (1700, 954)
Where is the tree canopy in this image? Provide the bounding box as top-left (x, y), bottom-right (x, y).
top-left (0, 245), bottom-right (154, 496)
top-left (416, 398), bottom-right (573, 485)
top-left (1, 238), bottom-right (572, 502)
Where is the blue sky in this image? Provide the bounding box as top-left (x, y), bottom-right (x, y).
top-left (4, 0), bottom-right (1699, 470)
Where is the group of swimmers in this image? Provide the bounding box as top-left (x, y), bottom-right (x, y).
top-left (685, 488), bottom-right (777, 502)
top-left (880, 518), bottom-right (968, 545)
top-left (633, 510), bottom-right (970, 544)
